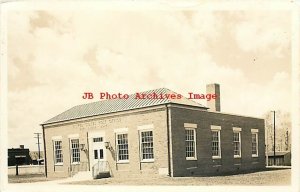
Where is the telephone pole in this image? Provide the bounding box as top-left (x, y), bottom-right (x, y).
top-left (271, 111), bottom-right (276, 166)
top-left (34, 133), bottom-right (42, 165)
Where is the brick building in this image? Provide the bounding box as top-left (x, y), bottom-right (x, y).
top-left (41, 84), bottom-right (265, 178)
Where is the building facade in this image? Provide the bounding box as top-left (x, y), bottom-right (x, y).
top-left (41, 85), bottom-right (265, 178)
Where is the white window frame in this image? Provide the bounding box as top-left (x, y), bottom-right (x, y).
top-left (139, 129), bottom-right (154, 162)
top-left (233, 131), bottom-right (241, 158)
top-left (70, 138), bottom-right (80, 164)
top-left (184, 123), bottom-right (197, 160)
top-left (116, 133), bottom-right (129, 163)
top-left (211, 125), bottom-right (221, 159)
top-left (251, 129), bottom-right (259, 157)
top-left (53, 140), bottom-right (63, 165)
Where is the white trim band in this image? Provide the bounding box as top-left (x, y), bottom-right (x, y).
top-left (233, 127), bottom-right (242, 132)
top-left (211, 125), bottom-right (221, 130)
top-left (184, 123), bottom-right (197, 128)
top-left (137, 124), bottom-right (154, 130)
top-left (114, 128), bottom-right (128, 133)
top-left (68, 134), bottom-right (79, 138)
top-left (52, 136), bottom-right (62, 140)
top-left (251, 129), bottom-right (259, 133)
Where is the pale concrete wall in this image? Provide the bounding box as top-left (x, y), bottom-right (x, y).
top-left (8, 165), bottom-right (45, 175)
top-left (44, 105), bottom-right (169, 178)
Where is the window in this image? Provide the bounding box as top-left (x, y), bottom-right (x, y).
top-left (116, 133), bottom-right (129, 162)
top-left (251, 133), bottom-right (258, 157)
top-left (233, 132), bottom-right (241, 157)
top-left (94, 149), bottom-right (103, 160)
top-left (140, 131), bottom-right (154, 161)
top-left (211, 130), bottom-right (221, 158)
top-left (185, 129), bottom-right (196, 159)
top-left (70, 139), bottom-right (80, 163)
top-left (54, 140), bottom-right (63, 164)
top-left (93, 137), bottom-right (103, 142)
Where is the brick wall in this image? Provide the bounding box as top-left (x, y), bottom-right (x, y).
top-left (169, 105), bottom-right (265, 176)
top-left (43, 106), bottom-right (169, 178)
top-left (43, 104), bottom-right (266, 178)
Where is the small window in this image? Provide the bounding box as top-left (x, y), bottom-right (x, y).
top-left (94, 150), bottom-right (98, 159)
top-left (251, 133), bottom-right (258, 157)
top-left (140, 131), bottom-right (154, 161)
top-left (233, 132), bottom-right (241, 157)
top-left (70, 139), bottom-right (80, 163)
top-left (117, 133), bottom-right (129, 162)
top-left (54, 140), bottom-right (63, 164)
top-left (99, 149), bottom-right (104, 159)
top-left (185, 129), bottom-right (196, 159)
top-left (211, 130), bottom-right (221, 158)
top-left (93, 137), bottom-right (103, 142)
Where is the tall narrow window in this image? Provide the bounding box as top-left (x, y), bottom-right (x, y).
top-left (117, 133), bottom-right (129, 162)
top-left (233, 132), bottom-right (241, 157)
top-left (140, 131), bottom-right (154, 161)
top-left (251, 132), bottom-right (258, 157)
top-left (71, 139), bottom-right (80, 163)
top-left (211, 130), bottom-right (221, 158)
top-left (185, 129), bottom-right (196, 159)
top-left (54, 140), bottom-right (63, 164)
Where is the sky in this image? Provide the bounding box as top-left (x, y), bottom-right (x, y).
top-left (6, 7), bottom-right (292, 151)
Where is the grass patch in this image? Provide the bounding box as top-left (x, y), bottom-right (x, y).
top-left (8, 174), bottom-right (55, 183)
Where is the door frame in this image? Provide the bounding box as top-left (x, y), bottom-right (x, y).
top-left (88, 131), bottom-right (106, 169)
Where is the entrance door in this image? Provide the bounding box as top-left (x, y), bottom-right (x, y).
top-left (91, 136), bottom-right (106, 166)
top-left (89, 132), bottom-right (107, 170)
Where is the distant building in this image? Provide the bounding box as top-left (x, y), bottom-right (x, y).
top-left (41, 84), bottom-right (265, 178)
top-left (8, 145), bottom-right (31, 166)
top-left (267, 151), bottom-right (291, 166)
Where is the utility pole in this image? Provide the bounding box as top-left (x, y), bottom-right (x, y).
top-left (271, 111), bottom-right (276, 166)
top-left (286, 131), bottom-right (289, 151)
top-left (34, 133), bottom-right (42, 165)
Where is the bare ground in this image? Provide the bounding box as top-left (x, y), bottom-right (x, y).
top-left (8, 174), bottom-right (58, 183)
top-left (67, 168), bottom-right (291, 186)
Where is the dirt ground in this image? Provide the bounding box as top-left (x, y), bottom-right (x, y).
top-left (67, 168), bottom-right (291, 186)
top-left (8, 174), bottom-right (57, 183)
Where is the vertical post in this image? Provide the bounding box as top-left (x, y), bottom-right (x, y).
top-left (34, 133), bottom-right (42, 165)
top-left (16, 164), bottom-right (18, 176)
top-left (272, 111), bottom-right (276, 166)
top-left (41, 126), bottom-right (47, 177)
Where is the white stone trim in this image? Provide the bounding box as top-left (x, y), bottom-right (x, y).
top-left (233, 127), bottom-right (242, 132)
top-left (184, 123), bottom-right (197, 128)
top-left (251, 129), bottom-right (259, 133)
top-left (51, 136), bottom-right (62, 140)
top-left (68, 134), bottom-right (79, 138)
top-left (88, 131), bottom-right (105, 138)
top-left (114, 128), bottom-right (128, 133)
top-left (137, 124), bottom-right (154, 130)
top-left (211, 125), bottom-right (221, 130)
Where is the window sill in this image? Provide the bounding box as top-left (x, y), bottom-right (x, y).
top-left (141, 159), bottom-right (154, 163)
top-left (252, 155), bottom-right (258, 157)
top-left (71, 162), bottom-right (80, 165)
top-left (212, 156), bottom-right (221, 159)
top-left (54, 163), bottom-right (63, 166)
top-left (234, 155), bottom-right (241, 158)
top-left (117, 160), bottom-right (129, 164)
top-left (186, 157), bottom-right (197, 161)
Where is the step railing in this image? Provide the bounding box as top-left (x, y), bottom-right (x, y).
top-left (92, 161), bottom-right (111, 179)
